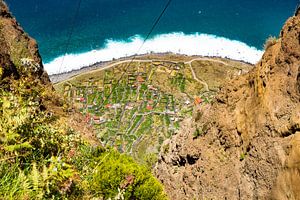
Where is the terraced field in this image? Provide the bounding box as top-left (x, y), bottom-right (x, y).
top-left (54, 54), bottom-right (252, 164)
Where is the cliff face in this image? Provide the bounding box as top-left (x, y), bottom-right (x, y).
top-left (0, 0), bottom-right (98, 146)
top-left (0, 0), bottom-right (49, 84)
top-left (155, 8), bottom-right (300, 200)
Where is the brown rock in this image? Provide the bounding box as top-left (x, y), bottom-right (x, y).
top-left (0, 0), bottom-right (50, 84)
top-left (155, 7), bottom-right (300, 200)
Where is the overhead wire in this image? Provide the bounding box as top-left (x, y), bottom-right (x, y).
top-left (99, 0), bottom-right (173, 108)
top-left (58, 0), bottom-right (83, 74)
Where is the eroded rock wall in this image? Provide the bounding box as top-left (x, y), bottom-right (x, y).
top-left (155, 8), bottom-right (300, 200)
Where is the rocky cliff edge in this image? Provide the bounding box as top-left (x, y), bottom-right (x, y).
top-left (155, 7), bottom-right (300, 200)
top-left (0, 0), bottom-right (49, 85)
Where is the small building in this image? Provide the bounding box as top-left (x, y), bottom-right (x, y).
top-left (93, 117), bottom-right (106, 124)
top-left (146, 105), bottom-right (153, 111)
top-left (125, 105), bottom-right (134, 110)
top-left (112, 103), bottom-right (122, 109)
top-left (136, 76), bottom-right (145, 83)
top-left (184, 100), bottom-right (191, 105)
top-left (166, 110), bottom-right (175, 115)
top-left (194, 97), bottom-right (203, 105)
top-left (79, 97), bottom-right (86, 103)
top-left (105, 104), bottom-right (112, 109)
top-left (148, 85), bottom-right (158, 91)
top-left (174, 65), bottom-right (181, 70)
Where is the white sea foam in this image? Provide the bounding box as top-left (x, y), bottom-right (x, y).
top-left (44, 32), bottom-right (264, 75)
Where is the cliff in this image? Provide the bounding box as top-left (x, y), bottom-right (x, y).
top-left (155, 7), bottom-right (300, 199)
top-left (0, 0), bottom-right (49, 84)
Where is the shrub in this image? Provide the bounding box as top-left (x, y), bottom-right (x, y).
top-left (0, 76), bottom-right (168, 199)
top-left (87, 149), bottom-right (167, 199)
top-left (193, 128), bottom-right (202, 139)
top-left (264, 36), bottom-right (277, 50)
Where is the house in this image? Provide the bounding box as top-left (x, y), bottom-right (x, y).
top-left (85, 114), bottom-right (91, 123)
top-left (75, 97), bottom-right (82, 101)
top-left (136, 76), bottom-right (145, 83)
top-left (174, 65), bottom-right (181, 70)
top-left (79, 97), bottom-right (86, 103)
top-left (125, 105), bottom-right (134, 110)
top-left (184, 100), bottom-right (191, 105)
top-left (194, 97), bottom-right (203, 105)
top-left (146, 105), bottom-right (153, 111)
top-left (112, 103), bottom-right (122, 109)
top-left (105, 104), bottom-right (112, 109)
top-left (166, 110), bottom-right (175, 115)
top-left (148, 85), bottom-right (158, 91)
top-left (93, 116), bottom-right (106, 124)
top-left (93, 116), bottom-right (100, 121)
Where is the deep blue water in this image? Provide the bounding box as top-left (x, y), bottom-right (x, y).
top-left (5, 0), bottom-right (297, 63)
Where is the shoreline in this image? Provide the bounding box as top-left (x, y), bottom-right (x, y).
top-left (45, 32), bottom-right (264, 76)
top-left (49, 52), bottom-right (257, 84)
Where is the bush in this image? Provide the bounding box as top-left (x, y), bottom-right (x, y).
top-left (86, 149), bottom-right (167, 199)
top-left (193, 128), bottom-right (202, 139)
top-left (0, 76), bottom-right (168, 199)
top-left (264, 36), bottom-right (277, 50)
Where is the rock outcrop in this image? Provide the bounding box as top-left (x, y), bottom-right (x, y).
top-left (0, 0), bottom-right (49, 84)
top-left (155, 7), bottom-right (300, 199)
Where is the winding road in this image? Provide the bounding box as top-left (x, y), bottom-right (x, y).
top-left (61, 57), bottom-right (234, 91)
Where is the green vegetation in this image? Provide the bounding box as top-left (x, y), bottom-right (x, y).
top-left (0, 73), bottom-right (167, 199)
top-left (88, 150), bottom-right (166, 199)
top-left (56, 61), bottom-right (199, 164)
top-left (240, 153), bottom-right (246, 161)
top-left (193, 128), bottom-right (203, 139)
top-left (264, 36), bottom-right (277, 50)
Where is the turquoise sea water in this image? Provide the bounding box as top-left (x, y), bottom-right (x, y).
top-left (5, 0), bottom-right (297, 74)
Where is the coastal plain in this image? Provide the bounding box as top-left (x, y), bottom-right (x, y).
top-left (54, 54), bottom-right (253, 164)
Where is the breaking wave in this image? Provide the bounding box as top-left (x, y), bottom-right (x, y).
top-left (44, 32), bottom-right (264, 75)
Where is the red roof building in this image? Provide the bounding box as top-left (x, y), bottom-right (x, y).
top-left (136, 76), bottom-right (145, 83)
top-left (146, 105), bottom-right (153, 110)
top-left (194, 97), bottom-right (203, 105)
top-left (105, 104), bottom-right (112, 109)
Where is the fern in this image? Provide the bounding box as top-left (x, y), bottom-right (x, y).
top-left (18, 170), bottom-right (31, 197)
top-left (42, 165), bottom-right (50, 194)
top-left (31, 163), bottom-right (40, 192)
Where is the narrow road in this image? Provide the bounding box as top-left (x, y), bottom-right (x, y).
top-left (185, 57), bottom-right (229, 66)
top-left (183, 57), bottom-right (232, 92)
top-left (185, 60), bottom-right (209, 92)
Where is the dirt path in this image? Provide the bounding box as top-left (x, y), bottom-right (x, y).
top-left (184, 60), bottom-right (209, 92)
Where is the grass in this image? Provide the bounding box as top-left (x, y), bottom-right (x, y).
top-left (0, 71), bottom-right (167, 199)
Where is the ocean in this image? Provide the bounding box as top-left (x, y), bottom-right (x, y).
top-left (5, 0), bottom-right (297, 74)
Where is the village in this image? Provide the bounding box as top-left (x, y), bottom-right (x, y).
top-left (61, 60), bottom-right (208, 158)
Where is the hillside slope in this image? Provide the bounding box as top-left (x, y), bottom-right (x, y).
top-left (0, 0), bottom-right (49, 84)
top-left (0, 1), bottom-right (167, 199)
top-left (155, 7), bottom-right (300, 199)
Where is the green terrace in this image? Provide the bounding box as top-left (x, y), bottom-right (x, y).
top-left (56, 57), bottom-right (249, 163)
